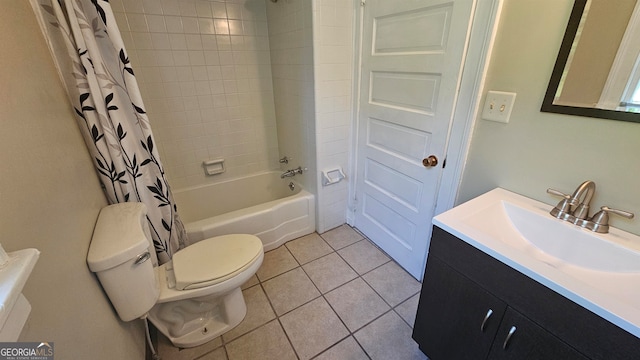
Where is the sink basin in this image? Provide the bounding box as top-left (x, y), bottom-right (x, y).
top-left (503, 201), bottom-right (640, 272)
top-left (433, 188), bottom-right (640, 338)
top-left (457, 196), bottom-right (640, 273)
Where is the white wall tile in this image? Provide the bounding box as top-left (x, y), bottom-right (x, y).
top-left (188, 50), bottom-right (206, 65)
top-left (214, 19), bottom-right (230, 34)
top-left (212, 3), bottom-right (228, 19)
top-left (151, 33), bottom-right (171, 49)
top-left (179, 1), bottom-right (197, 17)
top-left (195, 1), bottom-right (213, 18)
top-left (172, 50), bottom-right (190, 66)
top-left (132, 32), bottom-right (154, 49)
top-left (182, 17), bottom-right (200, 33)
top-left (161, 0), bottom-right (181, 15)
top-left (165, 16), bottom-right (184, 33)
top-left (175, 66), bottom-right (193, 80)
top-left (127, 13), bottom-right (148, 32)
top-left (226, 3), bottom-right (243, 20)
top-left (146, 14), bottom-right (167, 32)
top-left (123, 0), bottom-right (144, 14)
top-left (198, 18), bottom-right (216, 34)
top-left (168, 33), bottom-right (187, 49)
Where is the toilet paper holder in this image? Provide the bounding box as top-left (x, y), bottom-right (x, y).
top-left (321, 168), bottom-right (346, 186)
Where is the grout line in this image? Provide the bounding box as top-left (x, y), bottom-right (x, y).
top-left (170, 228), bottom-right (421, 360)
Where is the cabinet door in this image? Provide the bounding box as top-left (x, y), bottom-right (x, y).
top-left (413, 256), bottom-right (507, 360)
top-left (489, 308), bottom-right (589, 360)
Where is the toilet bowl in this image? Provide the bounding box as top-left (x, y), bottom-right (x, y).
top-left (86, 203), bottom-right (263, 348)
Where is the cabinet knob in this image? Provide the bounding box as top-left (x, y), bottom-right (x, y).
top-left (502, 326), bottom-right (517, 350)
top-left (480, 309), bottom-right (493, 332)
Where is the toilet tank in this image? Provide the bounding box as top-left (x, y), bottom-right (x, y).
top-left (87, 203), bottom-right (160, 322)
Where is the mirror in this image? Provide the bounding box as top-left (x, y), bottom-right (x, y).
top-left (541, 0), bottom-right (640, 123)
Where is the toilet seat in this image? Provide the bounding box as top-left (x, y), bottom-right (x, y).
top-left (172, 234), bottom-right (262, 290)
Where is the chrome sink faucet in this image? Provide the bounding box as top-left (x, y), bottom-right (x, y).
top-left (548, 180), bottom-right (595, 225)
top-left (547, 180), bottom-right (595, 223)
top-left (568, 180), bottom-right (595, 225)
top-left (547, 181), bottom-right (634, 233)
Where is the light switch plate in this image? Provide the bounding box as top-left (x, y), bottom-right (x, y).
top-left (482, 91), bottom-right (516, 123)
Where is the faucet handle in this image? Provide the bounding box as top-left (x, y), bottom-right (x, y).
top-left (586, 206), bottom-right (634, 233)
top-left (547, 188), bottom-right (570, 199)
top-left (547, 188), bottom-right (573, 220)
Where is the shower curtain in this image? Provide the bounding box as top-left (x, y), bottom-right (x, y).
top-left (31, 0), bottom-right (187, 263)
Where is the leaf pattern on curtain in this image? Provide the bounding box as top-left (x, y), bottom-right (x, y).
top-left (32, 0), bottom-right (188, 263)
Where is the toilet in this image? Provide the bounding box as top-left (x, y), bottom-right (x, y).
top-left (86, 202), bottom-right (263, 348)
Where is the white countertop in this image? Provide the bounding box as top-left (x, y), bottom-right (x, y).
top-left (433, 188), bottom-right (640, 338)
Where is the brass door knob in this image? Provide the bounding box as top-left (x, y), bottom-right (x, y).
top-left (422, 155), bottom-right (438, 168)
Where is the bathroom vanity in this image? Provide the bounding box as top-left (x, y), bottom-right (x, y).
top-left (412, 189), bottom-right (640, 360)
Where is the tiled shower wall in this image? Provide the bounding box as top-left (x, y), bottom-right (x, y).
top-left (266, 0), bottom-right (317, 198)
top-left (265, 0), bottom-right (354, 233)
top-left (313, 0), bottom-right (354, 232)
top-left (111, 0), bottom-right (279, 190)
top-left (110, 0), bottom-right (354, 233)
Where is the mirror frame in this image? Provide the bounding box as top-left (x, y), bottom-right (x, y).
top-left (541, 0), bottom-right (640, 123)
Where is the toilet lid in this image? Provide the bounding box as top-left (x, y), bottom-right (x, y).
top-left (172, 234), bottom-right (263, 290)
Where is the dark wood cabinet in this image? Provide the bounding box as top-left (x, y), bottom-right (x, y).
top-left (413, 226), bottom-right (640, 360)
top-left (413, 256), bottom-right (506, 360)
top-left (488, 308), bottom-right (588, 360)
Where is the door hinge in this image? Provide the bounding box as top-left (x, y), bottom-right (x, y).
top-left (442, 157), bottom-right (447, 169)
top-left (360, 0), bottom-right (366, 6)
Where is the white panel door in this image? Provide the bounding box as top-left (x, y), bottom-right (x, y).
top-left (354, 0), bottom-right (475, 279)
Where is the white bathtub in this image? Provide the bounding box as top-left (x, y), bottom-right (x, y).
top-left (173, 171), bottom-right (316, 251)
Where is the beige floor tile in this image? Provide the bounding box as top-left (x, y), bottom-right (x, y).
top-left (157, 333), bottom-right (223, 360)
top-left (395, 293), bottom-right (420, 328)
top-left (314, 336), bottom-right (369, 360)
top-left (325, 278), bottom-right (390, 332)
top-left (302, 253), bottom-right (358, 293)
top-left (222, 285), bottom-right (276, 343)
top-left (256, 245), bottom-right (299, 281)
top-left (158, 229), bottom-right (428, 360)
top-left (354, 311), bottom-right (427, 360)
top-left (280, 297), bottom-right (349, 360)
top-left (262, 267), bottom-right (321, 315)
top-left (362, 261), bottom-right (421, 306)
top-left (196, 347), bottom-right (227, 360)
top-left (337, 239), bottom-right (390, 275)
top-left (241, 274), bottom-right (259, 290)
top-left (320, 224), bottom-right (363, 250)
top-left (226, 320), bottom-right (297, 360)
top-left (285, 232), bottom-right (334, 264)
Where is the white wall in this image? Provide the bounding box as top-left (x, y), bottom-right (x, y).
top-left (459, 0), bottom-right (640, 235)
top-left (1, 1), bottom-right (144, 358)
top-left (312, 0), bottom-right (355, 232)
top-left (111, 0), bottom-right (280, 189)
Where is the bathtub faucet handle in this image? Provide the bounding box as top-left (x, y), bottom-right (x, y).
top-left (280, 166), bottom-right (307, 178)
top-left (279, 156), bottom-right (290, 164)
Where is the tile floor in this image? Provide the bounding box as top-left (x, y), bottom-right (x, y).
top-left (157, 225), bottom-right (428, 360)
